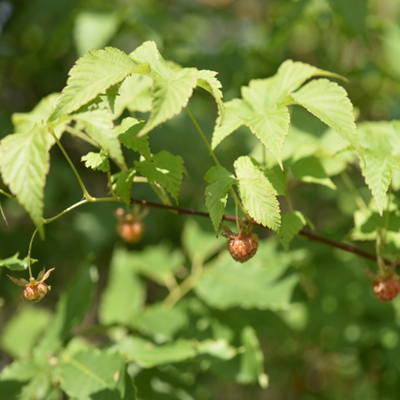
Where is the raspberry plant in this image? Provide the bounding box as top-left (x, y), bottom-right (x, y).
top-left (0, 38), bottom-right (400, 399)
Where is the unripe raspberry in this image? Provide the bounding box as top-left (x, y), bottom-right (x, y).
top-left (227, 232), bottom-right (259, 263)
top-left (117, 218), bottom-right (145, 243)
top-left (373, 274), bottom-right (400, 302)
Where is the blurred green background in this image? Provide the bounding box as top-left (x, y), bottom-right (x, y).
top-left (1, 0), bottom-right (400, 399)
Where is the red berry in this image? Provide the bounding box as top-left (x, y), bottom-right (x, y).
top-left (117, 217), bottom-right (145, 243)
top-left (227, 232), bottom-right (259, 263)
top-left (373, 274), bottom-right (400, 302)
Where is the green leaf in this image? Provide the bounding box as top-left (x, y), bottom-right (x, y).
top-left (117, 117), bottom-right (151, 161)
top-left (237, 326), bottom-right (268, 388)
top-left (291, 79), bottom-right (362, 156)
top-left (60, 348), bottom-right (124, 398)
top-left (278, 212), bottom-right (307, 251)
top-left (358, 122), bottom-right (400, 215)
top-left (111, 169), bottom-right (136, 205)
top-left (234, 156), bottom-right (281, 233)
top-left (134, 303), bottom-right (188, 343)
top-left (197, 69), bottom-right (224, 123)
top-left (130, 41), bottom-right (198, 136)
top-left (204, 166), bottom-right (238, 235)
top-left (129, 244), bottom-right (185, 287)
top-left (50, 47), bottom-right (148, 121)
top-left (361, 152), bottom-right (399, 216)
top-left (36, 262), bottom-right (97, 354)
top-left (72, 109), bottom-right (126, 170)
top-left (182, 219), bottom-right (225, 263)
top-left (81, 149), bottom-right (110, 172)
top-left (99, 247), bottom-right (145, 327)
top-left (0, 123), bottom-right (49, 238)
top-left (211, 99), bottom-right (252, 150)
top-left (0, 361), bottom-right (40, 382)
top-left (291, 156), bottom-right (337, 190)
top-left (114, 74), bottom-right (153, 118)
top-left (73, 11), bottom-right (120, 57)
top-left (242, 107), bottom-right (290, 169)
top-left (263, 166), bottom-right (287, 196)
top-left (0, 253), bottom-right (36, 271)
top-left (135, 150), bottom-right (185, 202)
top-left (1, 306), bottom-right (52, 359)
top-left (195, 241), bottom-right (298, 310)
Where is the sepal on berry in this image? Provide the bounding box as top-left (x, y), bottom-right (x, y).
top-left (7, 267), bottom-right (55, 303)
top-left (366, 263), bottom-right (400, 302)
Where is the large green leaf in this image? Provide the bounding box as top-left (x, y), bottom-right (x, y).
top-left (234, 156), bottom-right (281, 233)
top-left (50, 47), bottom-right (148, 121)
top-left (291, 79), bottom-right (362, 156)
top-left (135, 150), bottom-right (185, 202)
top-left (60, 348), bottom-right (125, 399)
top-left (130, 41), bottom-right (198, 136)
top-left (195, 242), bottom-right (298, 310)
top-left (197, 69), bottom-right (224, 123)
top-left (242, 106), bottom-right (290, 169)
top-left (278, 212), bottom-right (308, 251)
top-left (99, 247), bottom-right (145, 327)
top-left (72, 109), bottom-right (126, 170)
top-left (0, 124), bottom-right (49, 238)
top-left (211, 99), bottom-right (252, 150)
top-left (204, 166), bottom-right (238, 236)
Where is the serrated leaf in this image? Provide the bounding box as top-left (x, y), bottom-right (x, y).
top-left (50, 47), bottom-right (149, 121)
top-left (291, 79), bottom-right (362, 156)
top-left (72, 109), bottom-right (126, 170)
top-left (263, 166), bottom-right (287, 196)
top-left (197, 69), bottom-right (224, 123)
top-left (130, 41), bottom-right (198, 136)
top-left (195, 241), bottom-right (298, 310)
top-left (204, 166), bottom-right (238, 235)
top-left (111, 169), bottom-right (136, 205)
top-left (234, 156), bottom-right (281, 233)
top-left (211, 99), bottom-right (253, 150)
top-left (242, 107), bottom-right (290, 169)
top-left (0, 124), bottom-right (49, 238)
top-left (291, 156), bottom-right (337, 190)
top-left (81, 149), bottom-right (110, 172)
top-left (278, 212), bottom-right (307, 251)
top-left (99, 247), bottom-right (145, 327)
top-left (117, 117), bottom-right (151, 160)
top-left (114, 74), bottom-right (153, 118)
top-left (60, 349), bottom-right (124, 398)
top-left (0, 253), bottom-right (36, 271)
top-left (237, 326), bottom-right (268, 388)
top-left (134, 303), bottom-right (188, 343)
top-left (135, 150), bottom-right (184, 202)
top-left (361, 152), bottom-right (399, 216)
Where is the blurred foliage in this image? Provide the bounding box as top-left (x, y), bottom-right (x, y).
top-left (1, 0), bottom-right (400, 399)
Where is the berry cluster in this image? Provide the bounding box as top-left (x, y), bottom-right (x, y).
top-left (366, 266), bottom-right (400, 302)
top-left (115, 207), bottom-right (147, 243)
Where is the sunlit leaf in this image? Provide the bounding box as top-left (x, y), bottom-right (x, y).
top-left (0, 124), bottom-right (49, 238)
top-left (197, 69), bottom-right (224, 123)
top-left (234, 156), bottom-right (281, 233)
top-left (81, 149), bottom-right (110, 172)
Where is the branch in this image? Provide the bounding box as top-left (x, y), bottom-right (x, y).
top-left (131, 197), bottom-right (388, 265)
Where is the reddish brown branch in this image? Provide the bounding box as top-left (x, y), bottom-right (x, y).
top-left (131, 198), bottom-right (386, 265)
